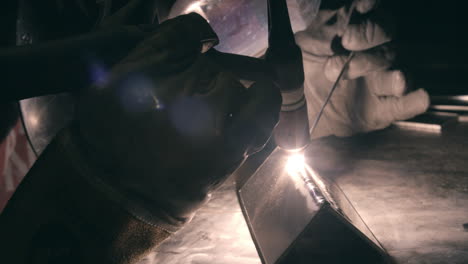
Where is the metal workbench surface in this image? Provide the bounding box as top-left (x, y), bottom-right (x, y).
top-left (305, 123), bottom-right (468, 263)
top-left (140, 122), bottom-right (468, 264)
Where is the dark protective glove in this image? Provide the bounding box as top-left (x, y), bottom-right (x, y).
top-left (295, 0), bottom-right (430, 138)
top-left (0, 13), bottom-right (281, 264)
top-left (77, 12), bottom-right (281, 228)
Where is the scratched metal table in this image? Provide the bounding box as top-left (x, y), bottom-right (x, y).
top-left (139, 122), bottom-right (468, 264)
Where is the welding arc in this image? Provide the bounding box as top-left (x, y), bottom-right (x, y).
top-left (309, 51), bottom-right (355, 137)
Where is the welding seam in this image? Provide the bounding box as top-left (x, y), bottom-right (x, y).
top-left (304, 165), bottom-right (340, 211)
top-left (300, 172), bottom-right (325, 205)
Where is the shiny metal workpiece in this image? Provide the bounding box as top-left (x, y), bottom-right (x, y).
top-left (237, 148), bottom-right (391, 264)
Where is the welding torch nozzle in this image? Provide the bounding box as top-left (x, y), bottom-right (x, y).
top-left (273, 86), bottom-right (310, 151)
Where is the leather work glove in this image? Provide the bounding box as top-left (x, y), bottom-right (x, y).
top-left (0, 13), bottom-right (281, 264)
top-left (295, 0), bottom-right (430, 138)
top-left (77, 12), bottom-right (281, 227)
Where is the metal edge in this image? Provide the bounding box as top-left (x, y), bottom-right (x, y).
top-left (236, 188), bottom-right (269, 264)
top-left (324, 205), bottom-right (395, 264)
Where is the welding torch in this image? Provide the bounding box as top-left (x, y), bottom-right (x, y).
top-left (207, 1), bottom-right (356, 154)
top-left (207, 0), bottom-right (310, 152)
top-left (272, 0), bottom-right (357, 142)
top-left (266, 0), bottom-right (309, 152)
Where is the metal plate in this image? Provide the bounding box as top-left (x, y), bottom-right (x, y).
top-left (237, 148), bottom-right (389, 264)
top-left (20, 93), bottom-right (76, 156)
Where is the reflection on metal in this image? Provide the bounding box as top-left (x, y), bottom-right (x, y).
top-left (237, 148), bottom-right (391, 264)
top-left (431, 104), bottom-right (468, 112)
top-left (429, 95), bottom-right (468, 122)
top-left (169, 0), bottom-right (308, 56)
top-left (393, 111), bottom-right (458, 133)
top-left (145, 180), bottom-right (261, 264)
top-left (20, 94), bottom-right (76, 156)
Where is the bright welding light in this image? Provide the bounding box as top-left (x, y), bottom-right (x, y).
top-left (285, 154), bottom-right (306, 176)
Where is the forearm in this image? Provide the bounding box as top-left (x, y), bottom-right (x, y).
top-left (0, 124), bottom-right (170, 264)
top-left (0, 26), bottom-right (146, 103)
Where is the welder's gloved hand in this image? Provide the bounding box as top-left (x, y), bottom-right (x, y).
top-left (78, 13), bottom-right (281, 231)
top-left (0, 13), bottom-right (280, 264)
top-left (295, 0), bottom-right (429, 138)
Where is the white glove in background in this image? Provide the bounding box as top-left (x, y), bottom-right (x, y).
top-left (295, 0), bottom-right (430, 138)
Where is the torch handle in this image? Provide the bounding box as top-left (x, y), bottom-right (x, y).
top-left (266, 0), bottom-right (309, 150)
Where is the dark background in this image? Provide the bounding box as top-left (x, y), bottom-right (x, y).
top-left (394, 0), bottom-right (468, 95)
